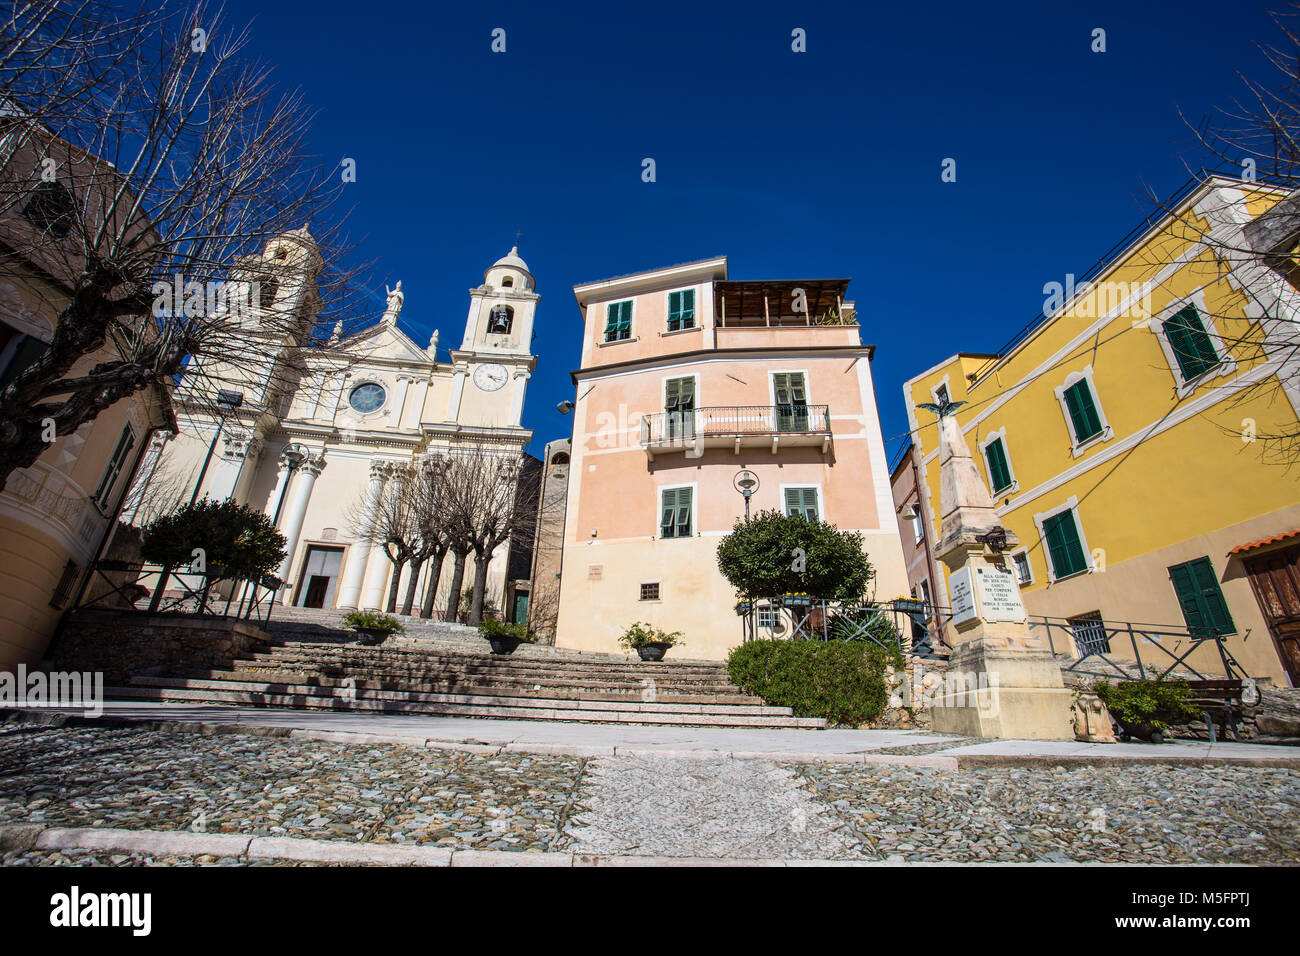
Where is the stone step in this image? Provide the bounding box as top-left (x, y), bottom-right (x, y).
top-left (129, 676), bottom-right (792, 716)
top-left (108, 683), bottom-right (826, 728)
top-left (206, 668), bottom-right (758, 704)
top-left (231, 666), bottom-right (746, 696)
top-left (237, 658), bottom-right (738, 687)
top-left (249, 645), bottom-right (731, 674)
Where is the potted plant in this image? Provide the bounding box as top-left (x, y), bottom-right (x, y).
top-left (478, 618), bottom-right (536, 655)
top-left (1092, 678), bottom-right (1197, 743)
top-left (343, 610), bottom-right (404, 646)
top-left (618, 621), bottom-right (685, 662)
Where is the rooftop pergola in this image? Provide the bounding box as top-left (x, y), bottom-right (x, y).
top-left (715, 279), bottom-right (852, 327)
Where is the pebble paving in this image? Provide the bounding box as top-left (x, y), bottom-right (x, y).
top-left (0, 723), bottom-right (581, 852)
top-left (1, 723), bottom-right (1297, 864)
top-left (795, 763), bottom-right (1300, 864)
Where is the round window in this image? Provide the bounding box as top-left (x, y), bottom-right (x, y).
top-left (348, 382), bottom-right (386, 414)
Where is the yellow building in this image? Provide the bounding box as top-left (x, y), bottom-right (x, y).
top-left (901, 175), bottom-right (1300, 687)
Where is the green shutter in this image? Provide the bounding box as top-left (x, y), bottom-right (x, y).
top-left (604, 301), bottom-right (631, 341)
top-left (660, 488), bottom-right (692, 537)
top-left (94, 426), bottom-right (135, 506)
top-left (1044, 510), bottom-right (1087, 579)
top-left (1169, 557), bottom-right (1235, 636)
top-left (665, 376), bottom-right (694, 411)
top-left (984, 437), bottom-right (1012, 493)
top-left (1064, 380), bottom-right (1103, 443)
top-left (660, 488), bottom-right (677, 537)
top-left (1163, 305), bottom-right (1219, 382)
top-left (668, 289), bottom-right (695, 331)
top-left (784, 487), bottom-right (818, 520)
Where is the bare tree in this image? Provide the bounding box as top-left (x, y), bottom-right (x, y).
top-left (435, 441), bottom-right (537, 626)
top-left (0, 1), bottom-right (366, 486)
top-left (1130, 2), bottom-right (1300, 464)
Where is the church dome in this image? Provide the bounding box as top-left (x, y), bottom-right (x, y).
top-left (484, 245), bottom-right (534, 291)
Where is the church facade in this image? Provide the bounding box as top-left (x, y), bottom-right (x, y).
top-left (134, 233), bottom-right (538, 616)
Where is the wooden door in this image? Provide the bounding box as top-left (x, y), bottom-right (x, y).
top-left (303, 575), bottom-right (330, 609)
top-left (1244, 544), bottom-right (1300, 686)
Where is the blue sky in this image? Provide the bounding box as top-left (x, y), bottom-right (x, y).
top-left (220, 0), bottom-right (1282, 459)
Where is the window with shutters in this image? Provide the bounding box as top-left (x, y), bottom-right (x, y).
top-left (1012, 550), bottom-right (1033, 585)
top-left (603, 300), bottom-right (633, 342)
top-left (1038, 504), bottom-right (1090, 581)
top-left (1054, 367), bottom-right (1111, 452)
top-left (92, 425), bottom-right (137, 510)
top-left (659, 486), bottom-right (693, 538)
top-left (1167, 556), bottom-right (1236, 636)
top-left (667, 289), bottom-right (696, 331)
top-left (1162, 304), bottom-right (1219, 382)
top-left (664, 376), bottom-right (696, 440)
top-left (772, 372), bottom-right (809, 432)
top-left (980, 431), bottom-right (1015, 495)
top-left (783, 486), bottom-right (820, 521)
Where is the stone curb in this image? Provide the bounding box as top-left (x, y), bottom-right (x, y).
top-left (33, 827), bottom-right (253, 857)
top-left (2, 824), bottom-right (904, 866)
top-left (6, 708), bottom-right (1299, 770)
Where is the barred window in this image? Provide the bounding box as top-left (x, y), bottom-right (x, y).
top-left (640, 582), bottom-right (660, 601)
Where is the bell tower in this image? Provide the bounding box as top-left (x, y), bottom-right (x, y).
top-left (461, 246), bottom-right (537, 356)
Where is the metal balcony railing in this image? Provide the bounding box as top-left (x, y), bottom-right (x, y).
top-left (640, 404), bottom-right (830, 445)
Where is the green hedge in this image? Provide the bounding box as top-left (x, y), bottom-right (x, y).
top-left (727, 639), bottom-right (901, 727)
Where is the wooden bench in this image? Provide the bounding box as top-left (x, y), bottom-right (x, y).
top-left (1184, 679), bottom-right (1248, 743)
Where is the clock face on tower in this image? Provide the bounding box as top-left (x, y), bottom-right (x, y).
top-left (473, 363), bottom-right (508, 392)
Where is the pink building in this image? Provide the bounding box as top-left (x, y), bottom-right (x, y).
top-left (554, 256), bottom-right (908, 659)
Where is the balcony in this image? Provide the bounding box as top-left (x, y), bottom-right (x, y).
top-left (640, 404), bottom-right (831, 459)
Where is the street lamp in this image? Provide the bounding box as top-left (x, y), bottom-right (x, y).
top-left (733, 469), bottom-right (759, 522)
top-left (189, 389), bottom-right (245, 505)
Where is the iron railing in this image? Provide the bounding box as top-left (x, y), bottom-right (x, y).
top-left (736, 596), bottom-right (953, 658)
top-left (1028, 615), bottom-right (1247, 680)
top-left (76, 560), bottom-right (279, 624)
top-left (641, 404), bottom-right (831, 444)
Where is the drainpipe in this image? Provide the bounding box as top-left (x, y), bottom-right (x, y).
top-left (910, 442), bottom-right (943, 637)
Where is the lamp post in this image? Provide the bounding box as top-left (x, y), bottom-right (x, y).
top-left (189, 389), bottom-right (244, 505)
top-left (733, 469), bottom-right (759, 522)
top-left (733, 469), bottom-right (760, 643)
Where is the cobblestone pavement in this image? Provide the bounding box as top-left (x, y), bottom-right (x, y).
top-left (0, 724), bottom-right (583, 852)
top-left (1, 724), bottom-right (1297, 864)
top-left (795, 763), bottom-right (1300, 864)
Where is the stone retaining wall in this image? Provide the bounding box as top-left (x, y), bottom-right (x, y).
top-left (52, 610), bottom-right (270, 684)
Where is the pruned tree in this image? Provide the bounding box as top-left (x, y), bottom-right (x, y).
top-left (0, 1), bottom-right (367, 486)
top-left (1131, 2), bottom-right (1300, 465)
top-left (438, 440), bottom-right (537, 626)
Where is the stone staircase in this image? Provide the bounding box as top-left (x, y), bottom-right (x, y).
top-left (106, 607), bottom-right (824, 729)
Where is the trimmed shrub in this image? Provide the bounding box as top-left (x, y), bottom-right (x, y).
top-left (478, 618), bottom-right (536, 643)
top-left (617, 621), bottom-right (684, 650)
top-left (1093, 678), bottom-right (1197, 733)
top-left (342, 611), bottom-right (404, 634)
top-left (727, 639), bottom-right (902, 727)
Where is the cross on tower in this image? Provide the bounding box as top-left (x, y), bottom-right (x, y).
top-left (513, 229), bottom-right (523, 245)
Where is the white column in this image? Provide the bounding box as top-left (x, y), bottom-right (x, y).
top-left (276, 450), bottom-right (326, 604)
top-left (389, 375), bottom-right (412, 427)
top-left (361, 465), bottom-right (407, 609)
top-left (326, 370), bottom-right (349, 420)
top-left (337, 462), bottom-right (387, 610)
top-left (445, 363), bottom-right (468, 421)
top-left (509, 368), bottom-right (530, 426)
